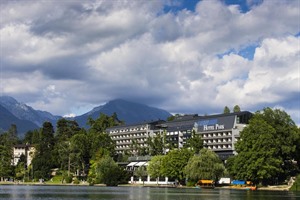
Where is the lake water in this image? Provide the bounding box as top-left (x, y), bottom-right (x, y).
top-left (0, 185), bottom-right (299, 200)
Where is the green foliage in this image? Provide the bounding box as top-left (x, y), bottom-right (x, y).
top-left (147, 133), bottom-right (165, 156)
top-left (0, 131), bottom-right (16, 179)
top-left (223, 106), bottom-right (230, 114)
top-left (290, 175), bottom-right (300, 191)
top-left (55, 119), bottom-right (81, 142)
top-left (184, 148), bottom-right (225, 182)
top-left (64, 175), bottom-right (73, 184)
top-left (53, 119), bottom-right (87, 177)
top-left (184, 130), bottom-right (203, 154)
top-left (73, 177), bottom-right (80, 184)
top-left (31, 122), bottom-right (55, 180)
top-left (134, 166), bottom-right (148, 183)
top-left (233, 105), bottom-right (241, 113)
top-left (69, 129), bottom-right (90, 175)
top-left (23, 130), bottom-right (34, 144)
top-left (88, 151), bottom-right (122, 186)
top-left (88, 113), bottom-right (122, 133)
top-left (163, 148), bottom-right (193, 182)
top-left (227, 108), bottom-right (299, 185)
top-left (15, 154), bottom-right (27, 180)
top-left (88, 113), bottom-right (120, 158)
top-left (147, 155), bottom-right (165, 181)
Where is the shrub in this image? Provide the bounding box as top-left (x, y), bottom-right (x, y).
top-left (65, 176), bottom-right (73, 184)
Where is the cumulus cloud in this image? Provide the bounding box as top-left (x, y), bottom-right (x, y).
top-left (0, 0), bottom-right (299, 124)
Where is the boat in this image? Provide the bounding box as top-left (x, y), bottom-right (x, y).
top-left (230, 180), bottom-right (257, 190)
top-left (196, 179), bottom-right (215, 189)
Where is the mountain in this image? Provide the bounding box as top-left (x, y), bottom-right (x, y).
top-left (0, 96), bottom-right (61, 127)
top-left (74, 99), bottom-right (172, 127)
top-left (0, 96), bottom-right (172, 135)
top-left (0, 104), bottom-right (38, 134)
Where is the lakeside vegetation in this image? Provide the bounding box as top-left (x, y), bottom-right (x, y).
top-left (0, 108), bottom-right (299, 190)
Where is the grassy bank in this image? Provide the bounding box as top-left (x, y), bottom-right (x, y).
top-left (289, 175), bottom-right (300, 191)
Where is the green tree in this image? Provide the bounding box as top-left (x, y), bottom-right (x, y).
top-left (163, 148), bottom-right (193, 184)
top-left (233, 105), bottom-right (241, 113)
top-left (69, 129), bottom-right (90, 176)
top-left (88, 149), bottom-right (122, 186)
top-left (134, 166), bottom-right (148, 185)
top-left (184, 130), bottom-right (203, 154)
top-left (31, 122), bottom-right (55, 180)
top-left (88, 113), bottom-right (120, 158)
top-left (15, 154), bottom-right (27, 180)
top-left (147, 132), bottom-right (165, 156)
top-left (8, 124), bottom-right (18, 143)
top-left (55, 119), bottom-right (81, 142)
top-left (184, 149), bottom-right (225, 182)
top-left (147, 155), bottom-right (165, 184)
top-left (227, 112), bottom-right (289, 185)
top-left (259, 108), bottom-right (299, 179)
top-left (223, 106), bottom-right (230, 114)
top-left (23, 130), bottom-right (34, 144)
top-left (53, 119), bottom-right (82, 175)
top-left (0, 132), bottom-right (15, 181)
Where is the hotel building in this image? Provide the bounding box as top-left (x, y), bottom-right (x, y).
top-left (107, 111), bottom-right (252, 160)
top-left (12, 144), bottom-right (35, 167)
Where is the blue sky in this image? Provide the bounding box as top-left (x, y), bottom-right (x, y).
top-left (0, 0), bottom-right (299, 125)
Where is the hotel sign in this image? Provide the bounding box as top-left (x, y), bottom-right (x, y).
top-left (195, 118), bottom-right (225, 131)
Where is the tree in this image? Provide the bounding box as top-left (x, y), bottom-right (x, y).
top-left (15, 154), bottom-right (27, 180)
top-left (163, 148), bottom-right (193, 184)
top-left (88, 113), bottom-right (122, 133)
top-left (69, 129), bottom-right (90, 176)
top-left (31, 122), bottom-right (55, 180)
top-left (0, 132), bottom-right (14, 181)
top-left (226, 108), bottom-right (298, 185)
top-left (147, 132), bottom-right (165, 156)
top-left (184, 130), bottom-right (203, 154)
top-left (55, 119), bottom-right (81, 142)
top-left (8, 124), bottom-right (18, 143)
top-left (223, 106), bottom-right (230, 114)
top-left (228, 117), bottom-right (281, 185)
top-left (258, 108), bottom-right (299, 181)
top-left (184, 148), bottom-right (224, 183)
top-left (88, 113), bottom-right (120, 158)
top-left (134, 166), bottom-right (148, 185)
top-left (23, 130), bottom-right (34, 144)
top-left (53, 119), bottom-right (82, 175)
top-left (88, 149), bottom-right (122, 186)
top-left (233, 105), bottom-right (241, 113)
top-left (147, 155), bottom-right (166, 184)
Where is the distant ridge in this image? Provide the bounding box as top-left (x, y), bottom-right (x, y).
top-left (0, 96), bottom-right (60, 127)
top-left (73, 99), bottom-right (172, 127)
top-left (0, 104), bottom-right (38, 134)
top-left (0, 96), bottom-right (172, 134)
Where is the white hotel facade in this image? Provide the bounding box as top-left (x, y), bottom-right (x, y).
top-left (107, 111), bottom-right (252, 160)
top-left (107, 111), bottom-right (252, 184)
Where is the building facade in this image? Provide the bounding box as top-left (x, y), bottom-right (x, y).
top-left (12, 144), bottom-right (35, 167)
top-left (107, 121), bottom-right (164, 155)
top-left (194, 111), bottom-right (252, 160)
top-left (107, 111), bottom-right (252, 160)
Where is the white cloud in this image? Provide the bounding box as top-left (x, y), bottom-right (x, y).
top-left (0, 0), bottom-right (299, 124)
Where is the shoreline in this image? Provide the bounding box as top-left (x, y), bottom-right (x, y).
top-left (0, 182), bottom-right (293, 191)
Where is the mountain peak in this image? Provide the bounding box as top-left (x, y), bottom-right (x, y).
top-left (74, 99), bottom-right (171, 127)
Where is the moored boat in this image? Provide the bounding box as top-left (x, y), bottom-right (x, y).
top-left (196, 179), bottom-right (215, 189)
top-left (230, 180), bottom-right (256, 190)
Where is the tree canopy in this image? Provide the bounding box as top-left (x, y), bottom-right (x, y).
top-left (184, 148), bottom-right (224, 182)
top-left (227, 108), bottom-right (299, 185)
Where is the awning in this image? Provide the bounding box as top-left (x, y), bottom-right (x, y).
top-left (135, 162), bottom-right (146, 166)
top-left (127, 162), bottom-right (138, 167)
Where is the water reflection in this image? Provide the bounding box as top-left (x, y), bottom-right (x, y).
top-left (0, 185), bottom-right (299, 200)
